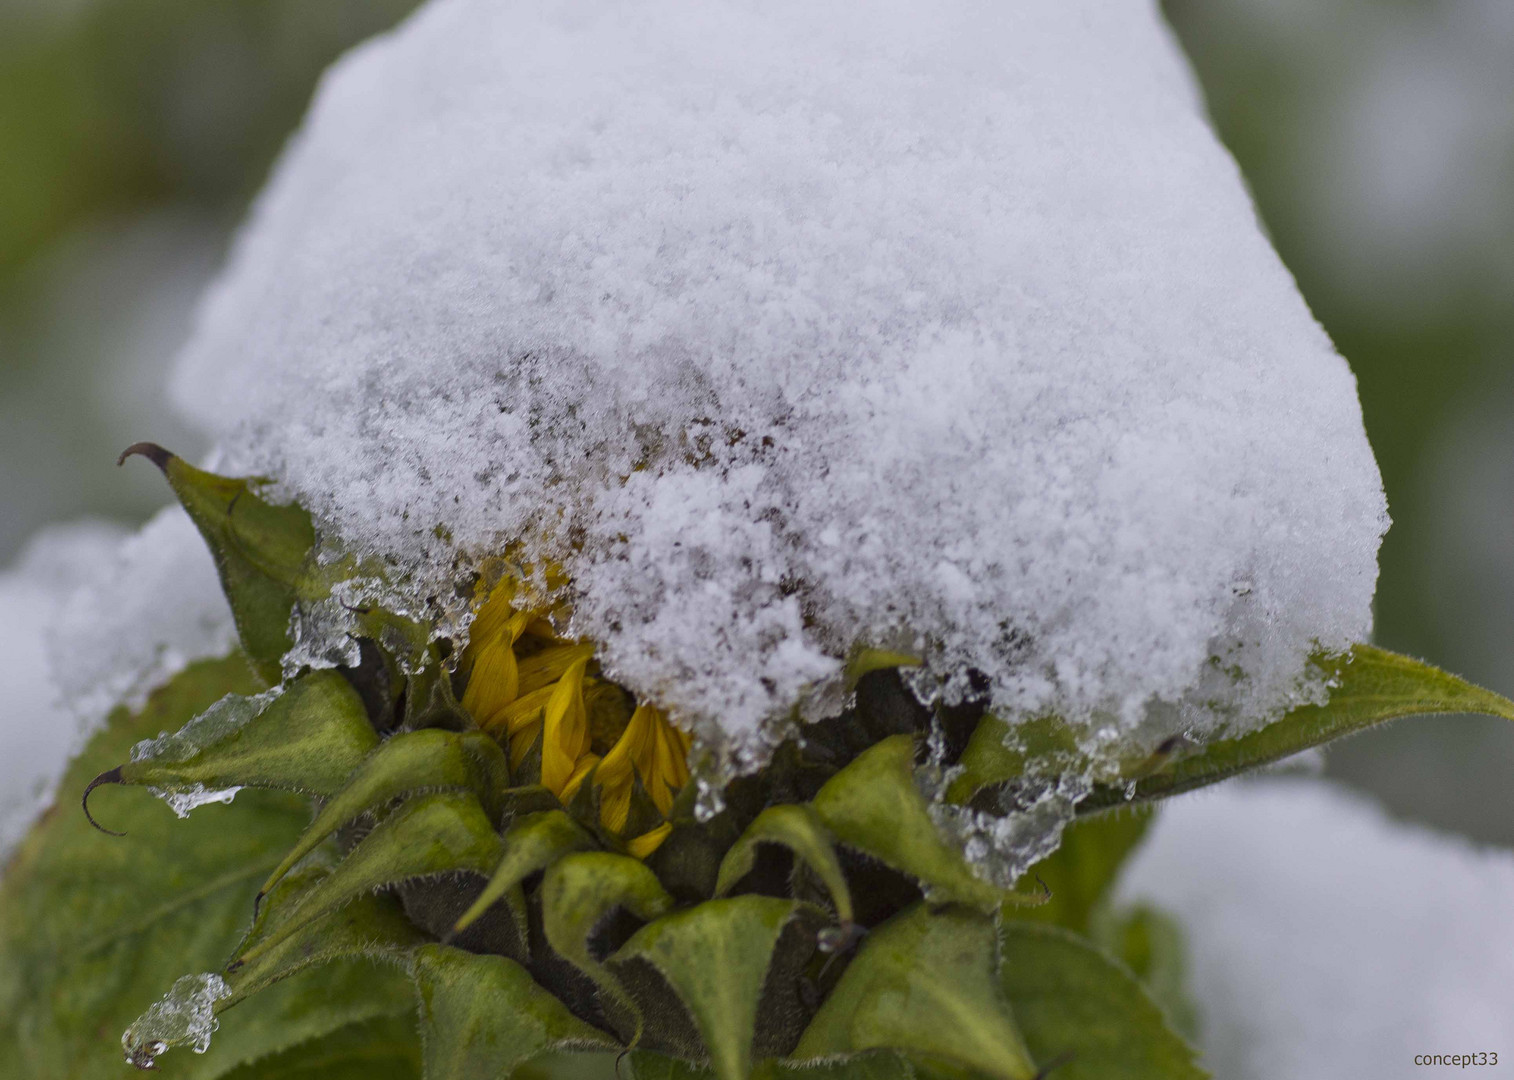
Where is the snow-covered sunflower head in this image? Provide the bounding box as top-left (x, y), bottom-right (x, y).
top-left (23, 2), bottom-right (1508, 1079)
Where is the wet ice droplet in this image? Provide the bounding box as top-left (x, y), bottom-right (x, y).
top-left (148, 783), bottom-right (245, 818)
top-left (122, 972), bottom-right (230, 1069)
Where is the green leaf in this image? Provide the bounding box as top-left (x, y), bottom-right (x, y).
top-left (236, 792), bottom-right (502, 969)
top-left (213, 1016), bottom-right (422, 1080)
top-left (540, 852), bottom-right (675, 1024)
top-left (1088, 903), bottom-right (1199, 1043)
top-left (98, 669), bottom-right (380, 816)
top-left (944, 715), bottom-right (1082, 807)
top-left (258, 729), bottom-right (508, 902)
top-left (715, 804), bottom-right (853, 925)
top-left (810, 735), bottom-right (1003, 912)
top-left (795, 904), bottom-right (1036, 1080)
top-left (1083, 645), bottom-right (1514, 811)
top-left (607, 897), bottom-right (814, 1080)
top-left (451, 810), bottom-right (596, 937)
top-left (0, 655), bottom-right (410, 1079)
top-left (1009, 808), bottom-right (1152, 933)
top-left (121, 444), bottom-right (316, 683)
top-left (411, 944), bottom-right (613, 1080)
top-left (998, 923), bottom-right (1207, 1080)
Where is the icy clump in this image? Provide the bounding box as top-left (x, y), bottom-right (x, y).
top-left (121, 972), bottom-right (230, 1067)
top-left (47, 505), bottom-right (236, 728)
top-left (147, 783), bottom-right (244, 819)
top-left (0, 522), bottom-right (126, 854)
top-left (1120, 778), bottom-right (1514, 1078)
top-left (130, 685), bottom-right (281, 765)
top-left (170, 0), bottom-right (1386, 760)
top-left (129, 685), bottom-right (279, 817)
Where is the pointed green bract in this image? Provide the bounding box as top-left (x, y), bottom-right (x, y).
top-left (758, 1052), bottom-right (918, 1080)
top-left (608, 897), bottom-right (809, 1080)
top-left (115, 669), bottom-right (379, 802)
top-left (811, 735), bottom-right (1003, 912)
top-left (716, 805), bottom-right (852, 925)
top-left (237, 792), bottom-right (502, 967)
top-left (122, 445), bottom-right (316, 683)
top-left (998, 923), bottom-right (1208, 1080)
top-left (412, 945), bottom-right (613, 1080)
top-left (1011, 808), bottom-right (1152, 933)
top-left (795, 904), bottom-right (1036, 1080)
top-left (541, 852), bottom-right (675, 1021)
top-left (224, 869), bottom-right (427, 1011)
top-left (452, 810), bottom-right (596, 937)
top-left (258, 729), bottom-right (507, 901)
top-left (0, 654), bottom-right (414, 1079)
top-left (1083, 645), bottom-right (1514, 811)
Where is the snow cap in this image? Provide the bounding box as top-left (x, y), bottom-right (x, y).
top-left (172, 0), bottom-right (1387, 758)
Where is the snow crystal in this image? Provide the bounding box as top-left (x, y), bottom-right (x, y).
top-left (46, 506), bottom-right (237, 730)
top-left (170, 0), bottom-right (1386, 759)
top-left (1120, 778), bottom-right (1514, 1077)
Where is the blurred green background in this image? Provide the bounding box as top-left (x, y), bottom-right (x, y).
top-left (2, 0), bottom-right (1511, 843)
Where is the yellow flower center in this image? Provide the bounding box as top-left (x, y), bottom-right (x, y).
top-left (460, 583), bottom-right (691, 858)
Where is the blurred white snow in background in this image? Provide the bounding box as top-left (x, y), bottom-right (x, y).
top-left (0, 522), bottom-right (124, 852)
top-left (1122, 777), bottom-right (1514, 1077)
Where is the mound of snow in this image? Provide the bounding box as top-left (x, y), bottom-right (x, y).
top-left (170, 0), bottom-right (1385, 757)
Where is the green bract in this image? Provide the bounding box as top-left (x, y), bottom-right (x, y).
top-left (2, 451), bottom-right (1511, 1080)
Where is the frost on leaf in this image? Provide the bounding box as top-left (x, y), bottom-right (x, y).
top-left (130, 686), bottom-right (282, 767)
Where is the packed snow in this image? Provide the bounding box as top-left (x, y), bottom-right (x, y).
top-left (1121, 777), bottom-right (1514, 1077)
top-left (166, 0), bottom-right (1386, 761)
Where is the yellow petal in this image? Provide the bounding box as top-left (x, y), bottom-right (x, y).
top-left (560, 751), bottom-right (600, 804)
top-left (492, 684), bottom-right (556, 739)
top-left (647, 710), bottom-right (691, 815)
top-left (466, 584), bottom-right (527, 655)
top-left (596, 703), bottom-right (658, 834)
top-left (625, 822), bottom-right (673, 860)
top-left (460, 635), bottom-right (519, 727)
top-left (540, 656), bottom-right (591, 797)
top-left (517, 642), bottom-right (596, 697)
top-left (509, 720), bottom-right (542, 769)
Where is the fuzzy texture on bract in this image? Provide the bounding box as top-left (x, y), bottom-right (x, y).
top-left (169, 0), bottom-right (1386, 759)
top-left (1120, 777), bottom-right (1514, 1077)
